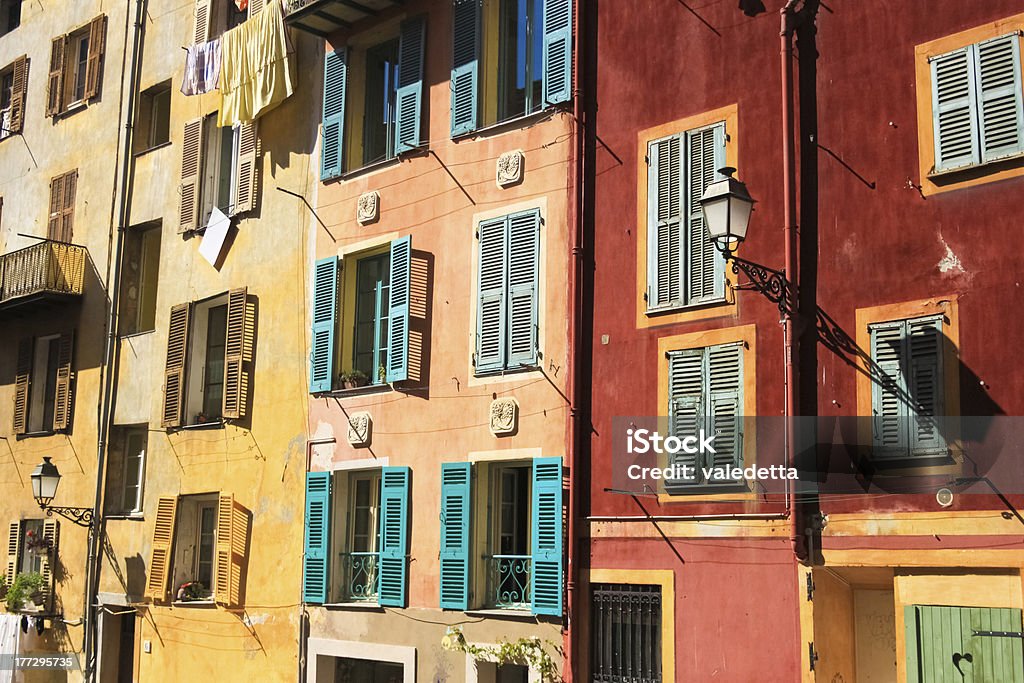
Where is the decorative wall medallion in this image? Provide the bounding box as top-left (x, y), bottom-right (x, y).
top-left (357, 191), bottom-right (380, 225)
top-left (496, 150), bottom-right (524, 187)
top-left (347, 411), bottom-right (372, 447)
top-left (489, 398), bottom-right (519, 436)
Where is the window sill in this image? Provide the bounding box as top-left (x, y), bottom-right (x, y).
top-left (172, 600), bottom-right (216, 608)
top-left (928, 151), bottom-right (1024, 179)
top-left (17, 431), bottom-right (57, 439)
top-left (327, 155), bottom-right (402, 183)
top-left (104, 513), bottom-right (145, 521)
top-left (646, 296), bottom-right (729, 317)
top-left (473, 364), bottom-right (539, 379)
top-left (176, 419), bottom-right (225, 431)
top-left (317, 383), bottom-right (392, 399)
top-left (464, 609), bottom-right (535, 620)
top-left (322, 602), bottom-right (383, 611)
top-left (133, 140), bottom-right (172, 158)
top-left (57, 100), bottom-right (89, 118)
top-left (119, 329), bottom-right (156, 341)
top-left (452, 106), bottom-right (560, 142)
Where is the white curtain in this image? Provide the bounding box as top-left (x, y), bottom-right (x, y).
top-left (0, 614), bottom-right (21, 683)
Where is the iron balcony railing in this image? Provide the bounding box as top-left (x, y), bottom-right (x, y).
top-left (0, 241), bottom-right (86, 306)
top-left (339, 551), bottom-right (379, 602)
top-left (484, 554), bottom-right (531, 610)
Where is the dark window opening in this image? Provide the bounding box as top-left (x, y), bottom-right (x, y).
top-left (353, 252), bottom-right (390, 383)
top-left (591, 584), bottom-right (662, 683)
top-left (202, 304), bottom-right (228, 418)
top-left (333, 658), bottom-right (403, 683)
top-left (0, 0), bottom-right (21, 36)
top-left (497, 0), bottom-right (543, 123)
top-left (363, 38), bottom-right (400, 166)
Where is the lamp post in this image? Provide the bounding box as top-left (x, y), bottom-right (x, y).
top-left (30, 457), bottom-right (95, 528)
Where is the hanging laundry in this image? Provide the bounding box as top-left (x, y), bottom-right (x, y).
top-left (181, 39), bottom-right (222, 96)
top-left (235, 0), bottom-right (249, 10)
top-left (219, 0), bottom-right (295, 127)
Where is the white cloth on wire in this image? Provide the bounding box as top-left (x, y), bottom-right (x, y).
top-left (181, 39), bottom-right (222, 96)
top-left (0, 613), bottom-right (20, 683)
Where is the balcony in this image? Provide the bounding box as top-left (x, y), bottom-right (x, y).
top-left (0, 242), bottom-right (86, 312)
top-left (284, 0), bottom-right (401, 37)
top-left (339, 551), bottom-right (379, 603)
top-left (484, 555), bottom-right (531, 610)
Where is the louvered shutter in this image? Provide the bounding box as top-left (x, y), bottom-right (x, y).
top-left (52, 332), bottom-right (74, 431)
top-left (162, 303), bottom-right (192, 428)
top-left (222, 288), bottom-right (249, 419)
top-left (145, 497), bottom-right (178, 601)
top-left (193, 0), bottom-right (212, 44)
top-left (706, 343), bottom-right (743, 475)
top-left (5, 522), bottom-right (21, 588)
top-left (39, 520), bottom-right (59, 610)
top-left (931, 47), bottom-right (981, 172)
top-left (9, 55), bottom-right (28, 134)
top-left (214, 494), bottom-right (247, 607)
top-left (908, 316), bottom-right (947, 456)
top-left (542, 0), bottom-right (572, 105)
top-left (84, 15), bottom-right (107, 100)
top-left (248, 0), bottom-right (265, 16)
top-left (450, 0), bottom-right (480, 136)
top-left (476, 217), bottom-right (507, 373)
top-left (685, 124), bottom-right (726, 303)
top-left (387, 237), bottom-right (411, 383)
top-left (309, 256), bottom-right (338, 392)
top-left (378, 467), bottom-right (410, 607)
top-left (59, 171), bottom-right (77, 243)
top-left (507, 210), bottom-right (540, 367)
top-left (178, 117), bottom-right (205, 233)
top-left (303, 472), bottom-right (331, 604)
top-left (321, 49), bottom-right (347, 181)
top-left (975, 34), bottom-right (1024, 163)
top-left (395, 17), bottom-right (426, 155)
top-left (870, 320), bottom-right (908, 458)
top-left (233, 122), bottom-right (258, 215)
top-left (12, 338), bottom-right (31, 435)
top-left (46, 36), bottom-right (65, 117)
top-left (667, 349), bottom-right (703, 488)
top-left (47, 173), bottom-right (64, 241)
top-left (647, 135), bottom-right (681, 308)
top-left (530, 457), bottom-right (562, 616)
top-left (439, 462), bottom-right (471, 610)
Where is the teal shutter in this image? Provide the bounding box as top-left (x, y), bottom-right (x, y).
top-left (450, 0), bottom-right (480, 136)
top-left (476, 217), bottom-right (507, 373)
top-left (507, 209), bottom-right (540, 367)
top-left (667, 349), bottom-right (703, 488)
top-left (541, 0), bottom-right (572, 105)
top-left (395, 17), bottom-right (426, 155)
top-left (303, 472), bottom-right (331, 604)
top-left (378, 466), bottom-right (410, 607)
top-left (310, 256), bottom-right (338, 393)
top-left (321, 48), bottom-right (348, 181)
top-left (706, 343), bottom-right (743, 476)
top-left (931, 46), bottom-right (980, 172)
top-left (907, 316), bottom-right (946, 456)
top-left (647, 135), bottom-right (682, 308)
top-left (870, 320), bottom-right (909, 457)
top-left (387, 237), bottom-right (411, 383)
top-left (530, 457), bottom-right (562, 616)
top-left (439, 462), bottom-right (471, 610)
top-left (975, 34), bottom-right (1024, 163)
top-left (685, 124), bottom-right (726, 304)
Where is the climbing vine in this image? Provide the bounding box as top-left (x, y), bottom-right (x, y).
top-left (441, 626), bottom-right (562, 683)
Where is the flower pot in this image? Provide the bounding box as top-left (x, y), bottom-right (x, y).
top-left (30, 591), bottom-right (43, 607)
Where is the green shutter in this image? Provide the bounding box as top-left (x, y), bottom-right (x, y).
top-left (303, 472), bottom-right (331, 604)
top-left (870, 320), bottom-right (908, 458)
top-left (647, 135), bottom-right (682, 308)
top-left (387, 237), bottom-right (411, 383)
top-left (450, 0), bottom-right (480, 136)
top-left (931, 46), bottom-right (980, 172)
top-left (906, 605), bottom-right (1024, 682)
top-left (907, 316), bottom-right (946, 456)
top-left (975, 34), bottom-right (1024, 163)
top-left (310, 256), bottom-right (338, 393)
top-left (530, 457), bottom-right (562, 616)
top-left (378, 467), bottom-right (410, 607)
top-left (667, 349), bottom-right (703, 488)
top-left (685, 124), bottom-right (726, 304)
top-left (439, 462), bottom-right (471, 610)
top-left (706, 343), bottom-right (743, 475)
top-left (321, 48), bottom-right (348, 180)
top-left (507, 209), bottom-right (540, 367)
top-left (541, 0), bottom-right (572, 105)
top-left (395, 17), bottom-right (426, 155)
top-left (476, 217), bottom-right (507, 373)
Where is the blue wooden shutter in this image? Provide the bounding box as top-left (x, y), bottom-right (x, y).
top-left (395, 17), bottom-right (426, 155)
top-left (975, 34), bottom-right (1024, 163)
top-left (476, 217), bottom-right (507, 373)
top-left (321, 49), bottom-right (348, 181)
top-left (451, 0), bottom-right (480, 136)
top-left (378, 466), bottom-right (410, 607)
top-left (685, 124), bottom-right (726, 304)
top-left (706, 343), bottom-right (743, 476)
top-left (931, 46), bottom-right (980, 172)
top-left (667, 349), bottom-right (704, 488)
top-left (309, 256), bottom-right (338, 393)
top-left (907, 316), bottom-right (946, 456)
top-left (530, 457), bottom-right (562, 616)
top-left (870, 320), bottom-right (909, 458)
top-left (507, 210), bottom-right (540, 367)
top-left (439, 462), bottom-right (471, 610)
top-left (387, 237), bottom-right (411, 382)
top-left (303, 472), bottom-right (331, 604)
top-left (541, 0), bottom-right (572, 105)
top-left (647, 135), bottom-right (682, 308)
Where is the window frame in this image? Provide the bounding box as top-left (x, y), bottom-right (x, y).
top-left (27, 334), bottom-right (60, 434)
top-left (328, 469), bottom-right (382, 604)
top-left (134, 82), bottom-right (172, 155)
top-left (0, 68), bottom-right (13, 140)
top-left (184, 294), bottom-right (230, 425)
top-left (0, 0), bottom-right (22, 37)
top-left (119, 222), bottom-right (162, 336)
top-left (480, 461), bottom-right (532, 610)
top-left (18, 519), bottom-right (44, 576)
top-left (170, 493), bottom-right (219, 602)
top-left (119, 426), bottom-right (148, 516)
top-left (200, 114), bottom-right (240, 225)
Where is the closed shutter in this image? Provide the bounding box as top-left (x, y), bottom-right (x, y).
top-left (39, 520), bottom-right (59, 610)
top-left (162, 303), bottom-right (192, 428)
top-left (476, 217), bottom-right (507, 373)
top-left (321, 49), bottom-right (347, 181)
top-left (145, 496), bottom-right (178, 601)
top-left (870, 320), bottom-right (908, 457)
top-left (46, 36), bottom-right (66, 117)
top-left (84, 15), bottom-right (107, 100)
top-left (233, 122), bottom-right (258, 215)
top-left (178, 117), bottom-right (205, 233)
top-left (222, 288), bottom-right (249, 419)
top-left (395, 17), bottom-right (426, 155)
top-left (439, 462), bottom-right (471, 610)
top-left (248, 0), bottom-right (265, 16)
top-left (667, 349), bottom-right (703, 487)
top-left (47, 174), bottom-right (64, 241)
top-left (906, 606), bottom-right (1024, 683)
top-left (541, 0), bottom-right (572, 106)
top-left (5, 522), bottom-right (21, 588)
top-left (214, 493), bottom-right (248, 607)
top-left (931, 47), bottom-right (981, 172)
top-left (647, 135), bottom-right (681, 308)
top-left (387, 237), bottom-right (411, 383)
top-left (52, 332), bottom-right (74, 431)
top-left (12, 338), bottom-right (31, 435)
top-left (706, 343), bottom-right (743, 474)
top-left (908, 316), bottom-right (946, 456)
top-left (9, 55), bottom-right (28, 134)
top-left (975, 34), bottom-right (1024, 163)
top-left (303, 472), bottom-right (331, 604)
top-left (530, 457), bottom-right (562, 616)
top-left (309, 256), bottom-right (338, 392)
top-left (450, 0), bottom-right (480, 136)
top-left (685, 124), bottom-right (725, 303)
top-left (193, 0), bottom-right (212, 45)
top-left (47, 171), bottom-right (76, 243)
top-left (378, 467), bottom-right (410, 607)
top-left (507, 210), bottom-right (540, 367)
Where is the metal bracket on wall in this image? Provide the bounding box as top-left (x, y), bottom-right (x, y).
top-left (805, 571), bottom-right (815, 601)
top-left (808, 642), bottom-right (818, 671)
top-left (973, 630), bottom-right (1023, 638)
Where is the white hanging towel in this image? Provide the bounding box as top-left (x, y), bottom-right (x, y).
top-left (0, 613), bottom-right (20, 683)
top-left (181, 39), bottom-right (222, 96)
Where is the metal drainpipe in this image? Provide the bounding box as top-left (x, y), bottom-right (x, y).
top-left (300, 437), bottom-right (335, 683)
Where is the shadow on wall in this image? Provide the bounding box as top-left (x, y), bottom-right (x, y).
top-left (403, 249), bottom-right (434, 396)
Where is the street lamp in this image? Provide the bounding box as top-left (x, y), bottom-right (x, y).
top-left (30, 457), bottom-right (94, 528)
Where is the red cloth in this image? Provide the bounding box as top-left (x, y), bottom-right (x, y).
top-left (235, 0), bottom-right (249, 10)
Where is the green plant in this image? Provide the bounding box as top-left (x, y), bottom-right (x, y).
top-left (178, 581), bottom-right (206, 601)
top-left (341, 369), bottom-right (370, 387)
top-left (5, 572), bottom-right (44, 612)
top-left (441, 626), bottom-right (562, 683)
top-left (378, 364), bottom-right (387, 383)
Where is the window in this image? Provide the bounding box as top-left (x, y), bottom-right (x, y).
top-left (646, 123), bottom-right (727, 311)
top-left (47, 169), bottom-right (77, 243)
top-left (12, 332), bottom-right (74, 435)
top-left (320, 17), bottom-right (425, 179)
top-left (328, 470), bottom-right (382, 603)
top-left (202, 114), bottom-right (239, 223)
top-left (450, 0), bottom-right (572, 136)
top-left (177, 115), bottom-right (257, 232)
top-left (473, 663), bottom-right (530, 683)
top-left (0, 55), bottom-right (25, 140)
top-left (46, 16), bottom-right (106, 117)
top-left (5, 519), bottom-right (58, 611)
top-left (591, 584), bottom-right (662, 683)
top-left (474, 209), bottom-right (541, 375)
top-left (486, 464), bottom-right (530, 609)
top-left (17, 520), bottom-right (43, 575)
top-left (168, 495), bottom-right (217, 601)
top-left (191, 0), bottom-right (262, 45)
top-left (105, 426), bottom-right (148, 516)
top-left (0, 71), bottom-right (12, 138)
top-left (119, 223), bottom-right (161, 335)
top-left (332, 658), bottom-right (404, 683)
top-left (134, 82), bottom-right (171, 153)
top-left (0, 1), bottom-right (21, 36)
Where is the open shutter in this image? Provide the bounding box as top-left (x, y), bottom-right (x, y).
top-left (178, 117), bottom-right (205, 233)
top-left (871, 321), bottom-right (908, 458)
top-left (193, 0), bottom-right (212, 44)
top-left (542, 0), bottom-right (572, 106)
top-left (975, 34), bottom-right (1024, 162)
top-left (309, 256), bottom-right (338, 392)
top-left (12, 338), bottom-right (31, 435)
top-left (5, 522), bottom-right (21, 588)
top-left (9, 55), bottom-right (28, 134)
top-left (47, 173), bottom-right (65, 241)
top-left (706, 343), bottom-right (743, 475)
top-left (908, 316), bottom-right (946, 456)
top-left (214, 494), bottom-right (247, 607)
top-left (439, 462), bottom-right (471, 610)
top-left (931, 47), bottom-right (981, 172)
top-left (59, 171), bottom-right (77, 243)
top-left (52, 332), bottom-right (75, 431)
top-left (450, 0), bottom-right (480, 136)
top-left (530, 457), bottom-right (563, 616)
top-left (145, 496), bottom-right (178, 601)
top-left (476, 217), bottom-right (507, 373)
top-left (39, 520), bottom-right (59, 610)
top-left (685, 125), bottom-right (725, 303)
top-left (303, 472), bottom-right (331, 604)
top-left (162, 303), bottom-right (192, 428)
top-left (378, 467), bottom-right (410, 607)
top-left (222, 288), bottom-right (248, 419)
top-left (248, 0), bottom-right (265, 16)
top-left (648, 135), bottom-right (682, 308)
top-left (667, 349), bottom-right (703, 488)
top-left (321, 49), bottom-right (347, 181)
top-left (84, 15), bottom-right (107, 100)
top-left (395, 17), bottom-right (426, 155)
top-left (46, 35), bottom-right (65, 117)
top-left (233, 122), bottom-right (258, 215)
top-left (507, 210), bottom-right (540, 367)
top-left (387, 237), bottom-right (411, 383)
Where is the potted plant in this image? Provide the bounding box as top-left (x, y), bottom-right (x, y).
top-left (377, 364), bottom-right (387, 384)
top-left (5, 572), bottom-right (44, 612)
top-left (176, 581), bottom-right (206, 602)
top-left (24, 529), bottom-right (50, 557)
top-left (341, 370), bottom-right (369, 390)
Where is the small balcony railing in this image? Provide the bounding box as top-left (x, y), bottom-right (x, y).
top-left (339, 551), bottom-right (379, 603)
top-left (0, 241), bottom-right (86, 307)
top-left (484, 555), bottom-right (531, 610)
top-left (284, 0), bottom-right (401, 36)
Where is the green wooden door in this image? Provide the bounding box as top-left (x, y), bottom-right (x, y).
top-left (906, 605), bottom-right (1024, 682)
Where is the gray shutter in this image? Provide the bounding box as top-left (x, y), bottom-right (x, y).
top-left (907, 316), bottom-right (947, 456)
top-left (321, 49), bottom-right (347, 181)
top-left (647, 136), bottom-right (681, 308)
top-left (975, 34), bottom-right (1024, 163)
top-left (706, 343), bottom-right (743, 476)
top-left (931, 47), bottom-right (981, 172)
top-left (685, 124), bottom-right (726, 303)
top-left (475, 217), bottom-right (507, 373)
top-left (541, 0), bottom-right (572, 105)
top-left (870, 321), bottom-right (909, 458)
top-left (450, 0), bottom-right (480, 136)
top-left (506, 210), bottom-right (540, 367)
top-left (395, 17), bottom-right (426, 154)
top-left (667, 349), bottom-right (704, 489)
